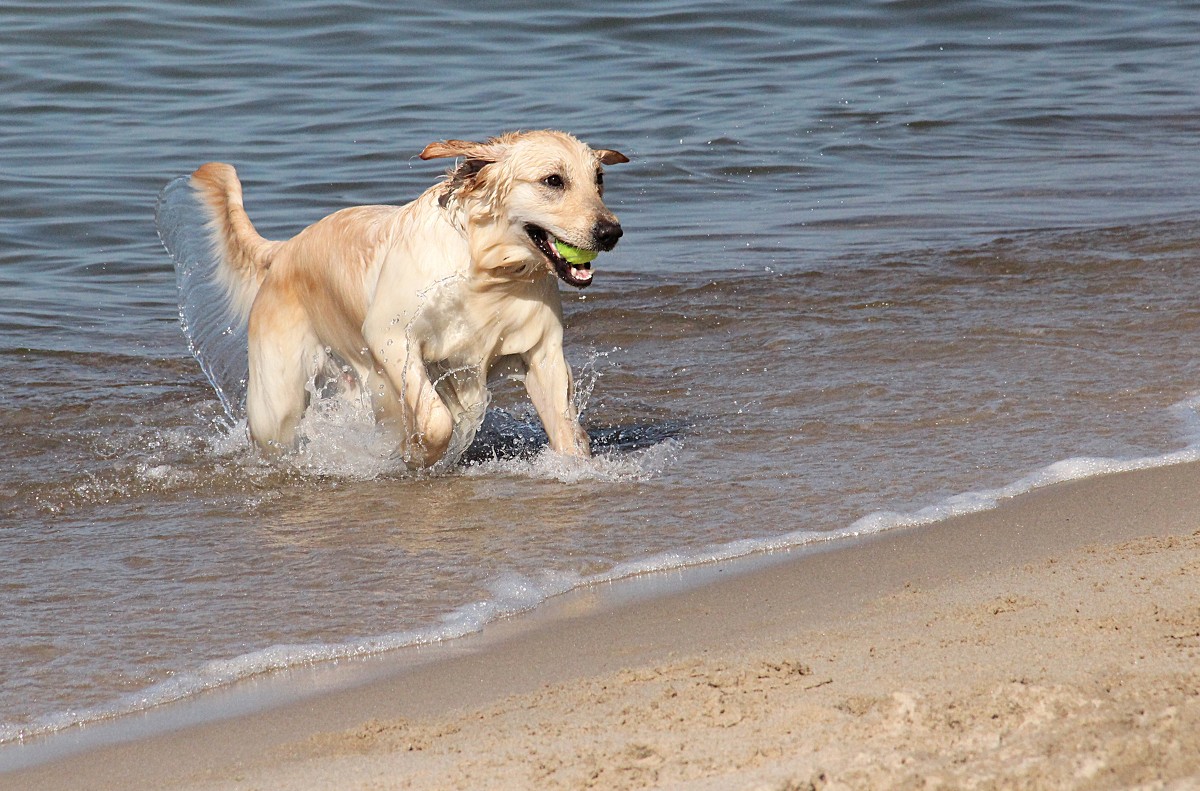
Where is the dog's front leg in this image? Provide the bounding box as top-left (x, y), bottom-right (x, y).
top-left (365, 351), bottom-right (454, 467)
top-left (395, 358), bottom-right (455, 467)
top-left (523, 340), bottom-right (591, 458)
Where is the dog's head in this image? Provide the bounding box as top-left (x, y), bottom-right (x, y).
top-left (421, 130), bottom-right (628, 289)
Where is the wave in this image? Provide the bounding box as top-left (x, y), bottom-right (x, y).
top-left (7, 392), bottom-right (1200, 748)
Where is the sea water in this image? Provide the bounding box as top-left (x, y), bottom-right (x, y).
top-left (3, 0), bottom-right (1200, 747)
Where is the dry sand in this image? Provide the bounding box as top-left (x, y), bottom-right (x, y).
top-left (7, 461), bottom-right (1200, 790)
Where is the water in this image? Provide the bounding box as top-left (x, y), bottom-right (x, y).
top-left (3, 0), bottom-right (1200, 746)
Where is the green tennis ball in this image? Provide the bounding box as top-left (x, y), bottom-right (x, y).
top-left (554, 239), bottom-right (599, 266)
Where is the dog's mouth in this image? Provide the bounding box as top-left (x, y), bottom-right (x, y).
top-left (525, 224), bottom-right (594, 289)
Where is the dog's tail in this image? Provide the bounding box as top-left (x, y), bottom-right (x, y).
top-left (155, 163), bottom-right (281, 421)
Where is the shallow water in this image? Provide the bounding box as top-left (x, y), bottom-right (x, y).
top-left (3, 0), bottom-right (1200, 743)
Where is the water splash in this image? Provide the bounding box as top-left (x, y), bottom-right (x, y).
top-left (282, 382), bottom-right (407, 479)
top-left (155, 174), bottom-right (249, 423)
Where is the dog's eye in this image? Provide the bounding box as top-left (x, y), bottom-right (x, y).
top-left (541, 174), bottom-right (565, 189)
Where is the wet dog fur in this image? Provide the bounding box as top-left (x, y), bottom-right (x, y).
top-left (183, 130), bottom-right (627, 467)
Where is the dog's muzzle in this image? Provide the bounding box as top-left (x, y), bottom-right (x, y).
top-left (526, 223), bottom-right (622, 289)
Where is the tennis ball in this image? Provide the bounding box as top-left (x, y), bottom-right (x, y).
top-left (554, 239), bottom-right (599, 265)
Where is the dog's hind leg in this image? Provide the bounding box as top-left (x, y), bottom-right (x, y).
top-left (245, 285), bottom-right (320, 454)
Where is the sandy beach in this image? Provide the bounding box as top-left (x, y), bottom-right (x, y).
top-left (8, 460), bottom-right (1200, 791)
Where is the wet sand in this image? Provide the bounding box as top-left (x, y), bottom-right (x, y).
top-left (7, 460), bottom-right (1200, 790)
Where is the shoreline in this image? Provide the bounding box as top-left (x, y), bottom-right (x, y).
top-left (7, 459), bottom-right (1200, 789)
top-left (7, 446), bottom-right (1190, 762)
top-left (0, 517), bottom-right (859, 776)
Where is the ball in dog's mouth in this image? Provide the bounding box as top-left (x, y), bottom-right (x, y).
top-left (526, 224), bottom-right (595, 288)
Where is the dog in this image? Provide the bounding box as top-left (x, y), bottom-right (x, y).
top-left (157, 130), bottom-right (627, 467)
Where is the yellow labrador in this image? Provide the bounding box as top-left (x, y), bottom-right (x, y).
top-left (160, 130), bottom-right (627, 467)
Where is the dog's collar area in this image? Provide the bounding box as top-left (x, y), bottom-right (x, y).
top-left (525, 224), bottom-right (594, 288)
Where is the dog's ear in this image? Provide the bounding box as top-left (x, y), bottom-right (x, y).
top-left (424, 139), bottom-right (509, 207)
top-left (420, 139), bottom-right (505, 164)
top-left (595, 149), bottom-right (629, 165)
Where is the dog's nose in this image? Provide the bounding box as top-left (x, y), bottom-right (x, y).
top-left (592, 218), bottom-right (623, 251)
